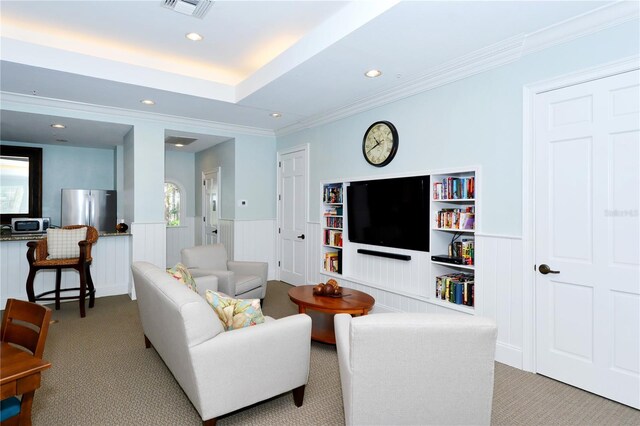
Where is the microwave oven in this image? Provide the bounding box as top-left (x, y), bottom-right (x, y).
top-left (11, 217), bottom-right (50, 234)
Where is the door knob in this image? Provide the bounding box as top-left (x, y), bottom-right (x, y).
top-left (297, 234), bottom-right (305, 240)
top-left (538, 264), bottom-right (560, 274)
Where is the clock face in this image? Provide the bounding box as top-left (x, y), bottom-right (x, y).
top-left (362, 121), bottom-right (398, 167)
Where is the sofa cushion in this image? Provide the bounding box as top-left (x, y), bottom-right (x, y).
top-left (205, 289), bottom-right (265, 331)
top-left (46, 227), bottom-right (87, 259)
top-left (167, 263), bottom-right (198, 294)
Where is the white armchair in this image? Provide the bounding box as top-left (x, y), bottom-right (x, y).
top-left (334, 313), bottom-right (498, 426)
top-left (181, 244), bottom-right (268, 302)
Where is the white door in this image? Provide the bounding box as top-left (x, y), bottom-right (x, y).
top-left (534, 70), bottom-right (639, 408)
top-left (278, 148), bottom-right (307, 285)
top-left (202, 169), bottom-right (220, 245)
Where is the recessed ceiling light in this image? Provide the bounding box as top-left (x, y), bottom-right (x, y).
top-left (270, 113), bottom-right (282, 118)
top-left (51, 123), bottom-right (66, 129)
top-left (364, 69), bottom-right (382, 78)
top-left (141, 99), bottom-right (155, 105)
top-left (185, 32), bottom-right (203, 41)
top-left (174, 144), bottom-right (184, 147)
top-left (55, 139), bottom-right (68, 143)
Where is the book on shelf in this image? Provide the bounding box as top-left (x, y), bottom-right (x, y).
top-left (324, 229), bottom-right (343, 247)
top-left (449, 238), bottom-right (474, 265)
top-left (323, 185), bottom-right (343, 204)
top-left (324, 251), bottom-right (342, 274)
top-left (432, 176), bottom-right (475, 200)
top-left (435, 272), bottom-right (474, 307)
top-left (323, 206), bottom-right (343, 216)
top-left (325, 216), bottom-right (343, 228)
top-left (434, 207), bottom-right (475, 230)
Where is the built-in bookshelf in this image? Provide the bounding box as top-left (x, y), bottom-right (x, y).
top-left (430, 170), bottom-right (477, 313)
top-left (321, 183), bottom-right (344, 275)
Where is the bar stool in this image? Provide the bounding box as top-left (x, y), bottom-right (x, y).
top-left (25, 225), bottom-right (99, 317)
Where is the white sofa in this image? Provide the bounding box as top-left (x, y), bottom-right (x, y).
top-left (335, 313), bottom-right (498, 426)
top-left (131, 261), bottom-right (312, 425)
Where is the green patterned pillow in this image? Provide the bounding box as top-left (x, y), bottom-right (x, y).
top-left (166, 263), bottom-right (198, 294)
top-left (205, 290), bottom-right (265, 331)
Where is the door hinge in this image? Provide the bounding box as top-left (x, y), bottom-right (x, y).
top-left (203, 180), bottom-right (205, 186)
top-left (278, 261), bottom-right (281, 267)
top-left (278, 228), bottom-right (281, 234)
top-left (203, 217), bottom-right (206, 222)
top-left (279, 161), bottom-right (281, 167)
top-left (278, 194), bottom-right (281, 201)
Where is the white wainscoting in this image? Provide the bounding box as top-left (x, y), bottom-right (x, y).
top-left (0, 235), bottom-right (131, 308)
top-left (474, 233), bottom-right (524, 369)
top-left (130, 222), bottom-right (166, 299)
top-left (219, 219), bottom-right (234, 260)
top-left (166, 217), bottom-right (195, 266)
top-left (305, 222), bottom-right (524, 369)
top-left (233, 219), bottom-right (277, 280)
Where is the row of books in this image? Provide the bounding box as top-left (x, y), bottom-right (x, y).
top-left (434, 207), bottom-right (475, 230)
top-left (323, 251), bottom-right (342, 273)
top-left (324, 229), bottom-right (343, 247)
top-left (323, 206), bottom-right (343, 216)
top-left (323, 185), bottom-right (343, 204)
top-left (325, 216), bottom-right (343, 229)
top-left (435, 272), bottom-right (475, 307)
top-left (433, 176), bottom-right (475, 200)
top-left (450, 239), bottom-right (474, 265)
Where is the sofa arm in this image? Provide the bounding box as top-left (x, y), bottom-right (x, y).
top-left (334, 313), bottom-right (354, 424)
top-left (228, 261), bottom-right (268, 282)
top-left (188, 268), bottom-right (235, 297)
top-left (189, 314), bottom-right (312, 420)
top-left (193, 274), bottom-right (218, 297)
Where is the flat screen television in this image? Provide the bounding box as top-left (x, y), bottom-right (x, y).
top-left (347, 175), bottom-right (430, 252)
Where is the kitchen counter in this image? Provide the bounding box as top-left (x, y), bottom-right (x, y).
top-left (0, 231), bottom-right (131, 242)
top-left (0, 231), bottom-right (132, 307)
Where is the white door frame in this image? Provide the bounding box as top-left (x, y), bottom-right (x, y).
top-left (276, 143), bottom-right (309, 282)
top-left (521, 55), bottom-right (640, 372)
top-left (202, 168), bottom-right (221, 245)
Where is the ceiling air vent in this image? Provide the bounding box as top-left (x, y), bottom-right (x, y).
top-left (165, 136), bottom-right (197, 146)
top-left (162, 0), bottom-right (213, 19)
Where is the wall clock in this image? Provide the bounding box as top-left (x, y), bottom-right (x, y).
top-left (362, 121), bottom-right (398, 167)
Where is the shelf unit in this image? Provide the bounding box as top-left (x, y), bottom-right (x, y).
top-left (430, 170), bottom-right (477, 313)
top-left (321, 183), bottom-right (344, 275)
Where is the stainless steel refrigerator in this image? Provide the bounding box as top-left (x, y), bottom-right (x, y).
top-left (61, 189), bottom-right (117, 233)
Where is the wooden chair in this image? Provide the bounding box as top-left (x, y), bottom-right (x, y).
top-left (25, 225), bottom-right (99, 318)
top-left (0, 298), bottom-right (52, 425)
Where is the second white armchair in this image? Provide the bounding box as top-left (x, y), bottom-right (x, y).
top-left (181, 244), bottom-right (268, 302)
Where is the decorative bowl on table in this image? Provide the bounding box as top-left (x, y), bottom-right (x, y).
top-left (313, 279), bottom-right (343, 297)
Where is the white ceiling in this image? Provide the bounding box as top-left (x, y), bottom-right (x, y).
top-left (0, 0), bottom-right (631, 152)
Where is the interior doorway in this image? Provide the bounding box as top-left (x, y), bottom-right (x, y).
top-left (525, 60), bottom-right (639, 409)
top-left (277, 145), bottom-right (308, 285)
top-left (202, 169), bottom-right (220, 245)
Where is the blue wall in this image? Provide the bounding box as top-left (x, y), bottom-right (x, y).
top-left (1, 140), bottom-right (116, 226)
top-left (277, 20), bottom-right (640, 236)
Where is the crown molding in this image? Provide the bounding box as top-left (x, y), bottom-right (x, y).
top-left (523, 1), bottom-right (639, 55)
top-left (275, 1), bottom-right (639, 137)
top-left (0, 91), bottom-right (275, 138)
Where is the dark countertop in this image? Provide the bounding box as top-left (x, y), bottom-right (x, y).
top-left (0, 231), bottom-right (131, 242)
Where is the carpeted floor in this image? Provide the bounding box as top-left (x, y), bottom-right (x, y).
top-left (25, 281), bottom-right (640, 425)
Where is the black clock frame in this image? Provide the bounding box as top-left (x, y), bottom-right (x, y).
top-left (362, 120), bottom-right (399, 167)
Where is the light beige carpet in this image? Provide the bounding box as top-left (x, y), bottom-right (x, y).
top-left (24, 281), bottom-right (640, 425)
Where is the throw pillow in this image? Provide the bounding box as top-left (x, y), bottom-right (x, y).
top-left (46, 227), bottom-right (87, 259)
top-left (166, 263), bottom-right (198, 294)
top-left (205, 290), bottom-right (265, 331)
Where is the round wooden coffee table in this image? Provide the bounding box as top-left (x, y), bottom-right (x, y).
top-left (288, 285), bottom-right (375, 344)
